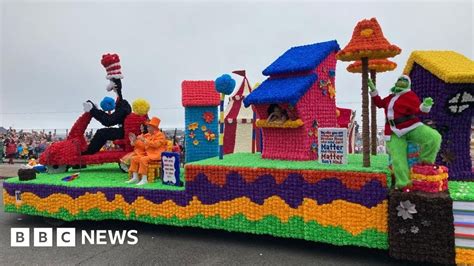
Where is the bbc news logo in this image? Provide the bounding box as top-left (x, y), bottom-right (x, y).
top-left (11, 228), bottom-right (138, 247)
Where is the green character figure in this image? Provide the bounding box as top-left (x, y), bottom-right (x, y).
top-left (368, 75), bottom-right (442, 190)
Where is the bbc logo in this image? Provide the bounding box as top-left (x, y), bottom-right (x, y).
top-left (11, 228), bottom-right (76, 247)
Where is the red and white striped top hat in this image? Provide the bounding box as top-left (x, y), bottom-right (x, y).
top-left (101, 53), bottom-right (124, 80)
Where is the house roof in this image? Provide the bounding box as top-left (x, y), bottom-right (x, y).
top-left (403, 51), bottom-right (474, 84)
top-left (181, 80), bottom-right (220, 107)
top-left (243, 74), bottom-right (317, 107)
top-left (262, 40), bottom-right (340, 76)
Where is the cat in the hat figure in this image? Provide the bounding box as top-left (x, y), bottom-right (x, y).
top-left (82, 53), bottom-right (132, 155)
top-left (368, 75), bottom-right (442, 191)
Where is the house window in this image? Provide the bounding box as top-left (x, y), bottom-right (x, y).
top-left (447, 90), bottom-right (474, 115)
top-left (267, 104), bottom-right (289, 123)
top-left (255, 104), bottom-right (303, 129)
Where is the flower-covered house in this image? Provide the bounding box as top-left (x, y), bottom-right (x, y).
top-left (404, 51), bottom-right (474, 180)
top-left (182, 80), bottom-right (220, 163)
top-left (244, 40), bottom-right (340, 160)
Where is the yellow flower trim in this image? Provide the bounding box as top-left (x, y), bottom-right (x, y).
top-left (360, 28), bottom-right (373, 37)
top-left (337, 49), bottom-right (400, 61)
top-left (4, 192), bottom-right (388, 236)
top-left (455, 247), bottom-right (474, 265)
top-left (347, 59), bottom-right (397, 74)
top-left (403, 51), bottom-right (474, 83)
top-left (410, 172), bottom-right (448, 182)
top-left (368, 63), bottom-right (395, 73)
top-left (256, 119), bottom-right (304, 128)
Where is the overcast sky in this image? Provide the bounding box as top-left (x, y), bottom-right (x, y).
top-left (1, 0), bottom-right (472, 131)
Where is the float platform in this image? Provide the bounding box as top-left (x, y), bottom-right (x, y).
top-left (3, 153), bottom-right (391, 249)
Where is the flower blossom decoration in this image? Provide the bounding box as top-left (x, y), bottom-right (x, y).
top-left (328, 84), bottom-right (336, 99)
top-left (188, 122), bottom-right (199, 131)
top-left (204, 130), bottom-right (216, 141)
top-left (396, 200), bottom-right (417, 220)
top-left (203, 112), bottom-right (214, 123)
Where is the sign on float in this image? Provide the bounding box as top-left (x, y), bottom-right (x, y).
top-left (318, 128), bottom-right (348, 164)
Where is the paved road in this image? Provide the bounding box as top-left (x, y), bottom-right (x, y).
top-left (0, 180), bottom-right (434, 266)
top-left (0, 164), bottom-right (21, 178)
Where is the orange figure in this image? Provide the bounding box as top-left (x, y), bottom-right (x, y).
top-left (120, 123), bottom-right (148, 166)
top-left (126, 117), bottom-right (168, 185)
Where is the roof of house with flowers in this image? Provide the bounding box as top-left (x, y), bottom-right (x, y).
top-left (244, 74), bottom-right (318, 107)
top-left (182, 80), bottom-right (220, 107)
top-left (262, 40), bottom-right (340, 76)
top-left (403, 51), bottom-right (474, 84)
top-left (244, 40), bottom-right (339, 107)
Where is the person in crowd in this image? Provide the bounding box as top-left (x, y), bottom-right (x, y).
top-left (5, 139), bottom-right (17, 164)
top-left (17, 144), bottom-right (23, 159)
top-left (21, 143), bottom-right (29, 159)
top-left (0, 136), bottom-right (4, 163)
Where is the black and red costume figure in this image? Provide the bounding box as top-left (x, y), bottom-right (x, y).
top-left (82, 53), bottom-right (132, 155)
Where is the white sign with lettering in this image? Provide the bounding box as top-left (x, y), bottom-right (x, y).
top-left (318, 128), bottom-right (348, 164)
top-left (161, 152), bottom-right (181, 186)
top-left (162, 155), bottom-right (176, 184)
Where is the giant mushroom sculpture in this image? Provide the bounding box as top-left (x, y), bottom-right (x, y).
top-left (337, 18), bottom-right (401, 167)
top-left (347, 59), bottom-right (397, 155)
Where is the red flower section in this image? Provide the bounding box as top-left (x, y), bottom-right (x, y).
top-left (203, 112), bottom-right (215, 123)
top-left (181, 81), bottom-right (220, 107)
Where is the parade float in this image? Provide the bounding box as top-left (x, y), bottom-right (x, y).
top-left (3, 18), bottom-right (474, 265)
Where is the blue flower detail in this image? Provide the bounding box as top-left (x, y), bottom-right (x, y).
top-left (100, 97), bottom-right (115, 111)
top-left (215, 74), bottom-right (236, 95)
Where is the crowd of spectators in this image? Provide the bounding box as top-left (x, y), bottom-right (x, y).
top-left (0, 128), bottom-right (185, 164)
top-left (0, 124), bottom-right (378, 164)
top-left (0, 128), bottom-right (60, 164)
top-left (353, 129), bottom-right (386, 154)
top-left (1, 124), bottom-right (380, 165)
